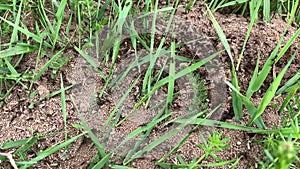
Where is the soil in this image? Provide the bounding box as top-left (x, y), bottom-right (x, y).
top-left (0, 1), bottom-right (299, 169)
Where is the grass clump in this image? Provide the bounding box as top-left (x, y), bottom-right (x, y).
top-left (206, 0), bottom-right (300, 24)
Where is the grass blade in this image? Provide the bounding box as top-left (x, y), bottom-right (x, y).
top-left (236, 0), bottom-right (261, 70)
top-left (60, 73), bottom-right (67, 140)
top-left (25, 132), bottom-right (85, 165)
top-left (226, 81), bottom-right (265, 129)
top-left (246, 54), bottom-right (260, 98)
top-left (0, 16), bottom-right (49, 47)
top-left (74, 46), bottom-right (106, 81)
top-left (1, 138), bottom-right (31, 150)
top-left (91, 153), bottom-right (112, 169)
top-left (263, 0), bottom-right (270, 22)
top-left (0, 43), bottom-right (37, 59)
top-left (175, 118), bottom-right (298, 137)
top-left (278, 82), bottom-right (300, 114)
top-left (32, 48), bottom-right (64, 82)
top-left (207, 6), bottom-right (243, 121)
top-left (71, 96), bottom-right (106, 158)
top-left (129, 112), bottom-right (200, 162)
top-left (53, 0), bottom-right (67, 49)
top-left (166, 41), bottom-right (176, 111)
top-left (248, 54), bottom-right (296, 126)
top-left (277, 70), bottom-right (300, 94)
top-left (147, 51), bottom-right (219, 99)
top-left (29, 84), bottom-right (74, 108)
top-left (10, 0), bottom-right (22, 44)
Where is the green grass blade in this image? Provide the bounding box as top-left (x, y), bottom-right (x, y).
top-left (129, 112), bottom-right (200, 161)
top-left (207, 7), bottom-right (233, 62)
top-left (29, 84), bottom-right (74, 108)
top-left (71, 96), bottom-right (106, 157)
top-left (150, 51), bottom-right (219, 95)
top-left (249, 0), bottom-right (260, 21)
top-left (10, 0), bottom-right (22, 44)
top-left (231, 71), bottom-right (243, 121)
top-left (60, 73), bottom-right (67, 140)
top-left (26, 132), bottom-right (85, 165)
top-left (275, 26), bottom-right (300, 63)
top-left (215, 0), bottom-right (248, 10)
top-left (226, 81), bottom-right (265, 128)
top-left (263, 0), bottom-right (270, 22)
top-left (207, 6), bottom-right (243, 121)
top-left (117, 113), bottom-right (170, 154)
top-left (96, 0), bottom-right (111, 21)
top-left (248, 54), bottom-right (296, 126)
top-left (91, 153), bottom-right (112, 169)
top-left (37, 0), bottom-right (55, 44)
top-left (110, 165), bottom-right (136, 169)
top-left (0, 43), bottom-right (37, 77)
top-left (15, 137), bottom-right (39, 160)
top-left (278, 82), bottom-right (300, 114)
top-left (114, 0), bottom-right (132, 33)
top-left (123, 109), bottom-right (168, 162)
top-left (246, 54), bottom-right (260, 98)
top-left (121, 51), bottom-right (219, 113)
top-left (53, 0), bottom-right (67, 48)
top-left (127, 106), bottom-right (219, 164)
top-left (236, 0), bottom-right (261, 70)
top-left (107, 75), bottom-right (140, 127)
top-left (277, 70), bottom-right (300, 94)
top-left (1, 138), bottom-right (31, 149)
top-left (0, 4), bottom-right (12, 10)
top-left (0, 16), bottom-right (47, 46)
top-left (175, 118), bottom-right (298, 137)
top-left (32, 48), bottom-right (63, 82)
top-left (0, 43), bottom-right (37, 59)
top-left (74, 46), bottom-right (106, 81)
top-left (166, 41), bottom-right (176, 111)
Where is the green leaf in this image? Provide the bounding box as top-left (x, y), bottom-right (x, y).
top-left (25, 133), bottom-right (85, 165)
top-left (0, 43), bottom-right (37, 59)
top-left (1, 138), bottom-right (30, 149)
top-left (248, 54), bottom-right (296, 125)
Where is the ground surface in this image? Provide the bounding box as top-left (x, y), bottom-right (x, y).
top-left (0, 1), bottom-right (299, 169)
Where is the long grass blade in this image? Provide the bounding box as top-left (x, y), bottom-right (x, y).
top-left (263, 0), bottom-right (270, 22)
top-left (236, 0), bottom-right (261, 70)
top-left (277, 70), bottom-right (300, 94)
top-left (175, 118), bottom-right (298, 137)
top-left (246, 54), bottom-right (260, 98)
top-left (207, 6), bottom-right (243, 121)
top-left (226, 81), bottom-right (265, 129)
top-left (129, 112), bottom-right (200, 161)
top-left (74, 46), bottom-right (106, 81)
top-left (166, 41), bottom-right (176, 111)
top-left (60, 73), bottom-right (67, 140)
top-left (71, 96), bottom-right (106, 157)
top-left (32, 48), bottom-right (64, 82)
top-left (0, 16), bottom-right (49, 47)
top-left (53, 0), bottom-right (67, 48)
top-left (278, 82), bottom-right (300, 114)
top-left (25, 132), bottom-right (85, 165)
top-left (248, 54), bottom-right (296, 125)
top-left (1, 138), bottom-right (31, 149)
top-left (0, 43), bottom-right (37, 59)
top-left (10, 0), bottom-right (22, 44)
